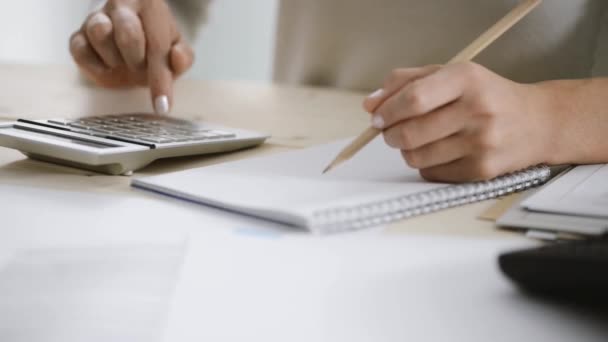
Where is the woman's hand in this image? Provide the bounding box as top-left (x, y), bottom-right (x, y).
top-left (70, 0), bottom-right (194, 114)
top-left (363, 62), bottom-right (555, 182)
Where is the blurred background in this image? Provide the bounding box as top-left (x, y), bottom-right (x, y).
top-left (0, 0), bottom-right (278, 82)
top-left (4, 1), bottom-right (608, 82)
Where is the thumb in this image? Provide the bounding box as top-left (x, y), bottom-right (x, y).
top-left (148, 52), bottom-right (173, 115)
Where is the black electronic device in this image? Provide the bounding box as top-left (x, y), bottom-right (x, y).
top-left (499, 237), bottom-right (608, 299)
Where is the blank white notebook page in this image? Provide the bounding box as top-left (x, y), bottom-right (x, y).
top-left (134, 138), bottom-right (448, 224)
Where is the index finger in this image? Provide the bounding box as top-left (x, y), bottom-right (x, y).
top-left (148, 54), bottom-right (173, 115)
top-left (139, 0), bottom-right (177, 114)
top-left (373, 64), bottom-right (468, 129)
top-left (363, 65), bottom-right (442, 114)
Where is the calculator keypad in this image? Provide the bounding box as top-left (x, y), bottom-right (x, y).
top-left (47, 114), bottom-right (236, 146)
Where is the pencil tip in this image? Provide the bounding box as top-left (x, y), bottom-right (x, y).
top-left (323, 158), bottom-right (342, 174)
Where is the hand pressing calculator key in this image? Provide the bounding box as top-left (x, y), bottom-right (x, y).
top-left (0, 113), bottom-right (269, 175)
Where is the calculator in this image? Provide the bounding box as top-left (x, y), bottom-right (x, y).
top-left (0, 113), bottom-right (269, 175)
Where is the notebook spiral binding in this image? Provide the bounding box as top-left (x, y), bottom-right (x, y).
top-left (310, 165), bottom-right (552, 234)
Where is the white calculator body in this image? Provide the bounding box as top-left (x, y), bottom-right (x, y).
top-left (0, 113), bottom-right (269, 175)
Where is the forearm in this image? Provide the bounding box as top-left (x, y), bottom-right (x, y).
top-left (534, 78), bottom-right (608, 165)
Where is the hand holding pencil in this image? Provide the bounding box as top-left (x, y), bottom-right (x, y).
top-left (324, 0), bottom-right (545, 182)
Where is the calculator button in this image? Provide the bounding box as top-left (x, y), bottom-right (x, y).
top-left (102, 126), bottom-right (124, 132)
top-left (140, 137), bottom-right (164, 143)
top-left (79, 118), bottom-right (104, 124)
top-left (89, 131), bottom-right (110, 138)
top-left (132, 129), bottom-right (155, 135)
top-left (113, 132), bottom-right (140, 139)
top-left (71, 129), bottom-right (94, 136)
top-left (90, 128), bottom-right (112, 134)
top-left (48, 119), bottom-right (70, 126)
top-left (124, 116), bottom-right (144, 122)
top-left (68, 123), bottom-right (91, 130)
top-left (115, 124), bottom-right (133, 129)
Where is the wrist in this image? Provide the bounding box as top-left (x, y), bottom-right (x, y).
top-left (525, 80), bottom-right (579, 166)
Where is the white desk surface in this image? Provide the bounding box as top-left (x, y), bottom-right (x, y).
top-left (0, 64), bottom-right (606, 341)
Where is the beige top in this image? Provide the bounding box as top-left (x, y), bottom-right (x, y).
top-left (175, 0), bottom-right (607, 91)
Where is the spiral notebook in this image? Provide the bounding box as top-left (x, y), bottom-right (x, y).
top-left (132, 138), bottom-right (551, 234)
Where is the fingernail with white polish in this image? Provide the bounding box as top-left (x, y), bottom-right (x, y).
top-left (154, 95), bottom-right (169, 115)
top-left (368, 88), bottom-right (384, 99)
top-left (371, 115), bottom-right (385, 129)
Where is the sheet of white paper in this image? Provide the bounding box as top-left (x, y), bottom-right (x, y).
top-left (0, 243), bottom-right (185, 342)
top-left (164, 234), bottom-right (608, 342)
top-left (498, 188), bottom-right (608, 236)
top-left (0, 184), bottom-right (300, 247)
top-left (522, 164), bottom-right (608, 218)
top-left (1, 185), bottom-right (605, 342)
